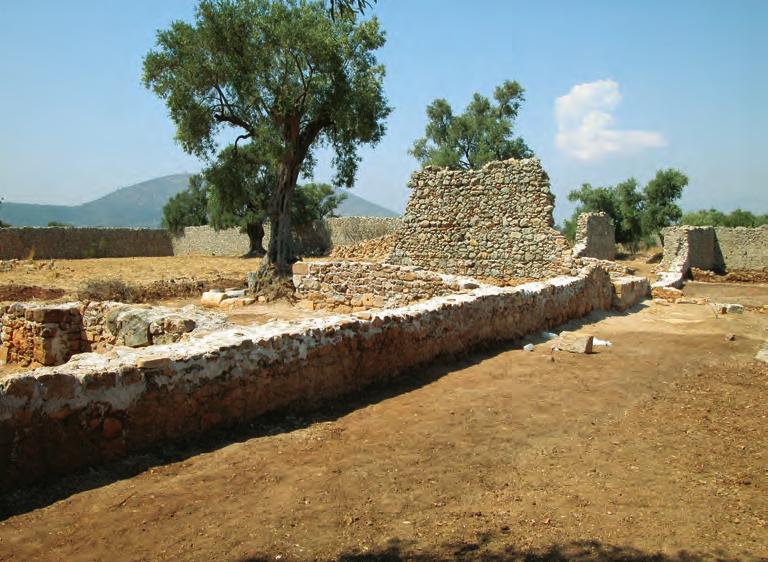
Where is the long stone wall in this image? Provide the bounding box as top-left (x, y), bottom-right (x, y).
top-left (0, 227), bottom-right (173, 260)
top-left (655, 225), bottom-right (768, 287)
top-left (0, 218), bottom-right (401, 260)
top-left (572, 212), bottom-right (616, 260)
top-left (0, 264), bottom-right (649, 489)
top-left (387, 159), bottom-right (573, 279)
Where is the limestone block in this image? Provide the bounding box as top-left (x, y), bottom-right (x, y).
top-left (555, 332), bottom-right (594, 354)
top-left (201, 291), bottom-right (227, 307)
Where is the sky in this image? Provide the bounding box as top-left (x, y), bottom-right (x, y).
top-left (1, 0), bottom-right (766, 223)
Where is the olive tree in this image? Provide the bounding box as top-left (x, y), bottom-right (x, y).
top-left (144, 0), bottom-right (390, 272)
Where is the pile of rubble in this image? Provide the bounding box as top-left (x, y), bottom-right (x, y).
top-left (329, 234), bottom-right (396, 262)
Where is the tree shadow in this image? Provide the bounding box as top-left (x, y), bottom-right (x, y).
top-left (238, 538), bottom-right (748, 562)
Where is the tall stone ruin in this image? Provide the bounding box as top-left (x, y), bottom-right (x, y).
top-left (387, 158), bottom-right (572, 279)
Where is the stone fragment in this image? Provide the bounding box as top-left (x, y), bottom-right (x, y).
top-left (121, 314), bottom-right (151, 347)
top-left (724, 333), bottom-right (736, 341)
top-left (756, 343), bottom-right (768, 364)
top-left (555, 332), bottom-right (594, 354)
top-left (201, 291), bottom-right (227, 307)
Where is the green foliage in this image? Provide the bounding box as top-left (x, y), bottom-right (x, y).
top-left (566, 168), bottom-right (688, 253)
top-left (327, 0), bottom-right (375, 18)
top-left (681, 208), bottom-right (768, 227)
top-left (46, 221), bottom-right (74, 228)
top-left (641, 168), bottom-right (688, 239)
top-left (292, 183), bottom-right (347, 226)
top-left (143, 0), bottom-right (390, 270)
top-left (410, 81), bottom-right (533, 170)
top-left (162, 175), bottom-right (209, 234)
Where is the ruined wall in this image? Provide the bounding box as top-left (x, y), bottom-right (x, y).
top-left (387, 159), bottom-right (573, 279)
top-left (655, 225), bottom-right (768, 287)
top-left (0, 264), bottom-right (649, 489)
top-left (0, 302), bottom-right (226, 367)
top-left (573, 212), bottom-right (616, 260)
top-left (714, 226), bottom-right (768, 271)
top-left (292, 261), bottom-right (479, 312)
top-left (0, 227), bottom-right (174, 260)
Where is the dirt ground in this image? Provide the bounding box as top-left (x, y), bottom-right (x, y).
top-left (0, 256), bottom-right (269, 301)
top-left (0, 282), bottom-right (766, 561)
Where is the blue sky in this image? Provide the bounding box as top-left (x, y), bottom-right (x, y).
top-left (1, 0), bottom-right (766, 223)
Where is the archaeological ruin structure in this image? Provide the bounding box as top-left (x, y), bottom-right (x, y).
top-left (387, 158), bottom-right (573, 279)
top-left (572, 212), bottom-right (616, 261)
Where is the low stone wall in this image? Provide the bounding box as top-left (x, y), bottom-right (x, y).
top-left (655, 225), bottom-right (768, 288)
top-left (292, 261), bottom-right (479, 312)
top-left (1, 302), bottom-right (226, 367)
top-left (0, 264), bottom-right (649, 489)
top-left (0, 228), bottom-right (174, 260)
top-left (573, 212), bottom-right (615, 260)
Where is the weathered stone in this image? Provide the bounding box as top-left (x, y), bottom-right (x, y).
top-left (201, 291), bottom-right (227, 307)
top-left (556, 332), bottom-right (594, 354)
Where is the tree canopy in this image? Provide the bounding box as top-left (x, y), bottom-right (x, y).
top-left (681, 208), bottom-right (768, 227)
top-left (564, 168), bottom-right (688, 253)
top-left (410, 81), bottom-right (533, 170)
top-left (144, 0), bottom-right (390, 272)
top-left (162, 175), bottom-right (210, 234)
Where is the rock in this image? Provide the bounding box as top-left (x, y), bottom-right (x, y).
top-left (555, 332), bottom-right (593, 354)
top-left (102, 417), bottom-right (123, 439)
top-left (523, 343), bottom-right (534, 352)
top-left (201, 291), bottom-right (227, 307)
top-left (756, 343), bottom-right (768, 364)
top-left (224, 289), bottom-right (246, 299)
top-left (724, 333), bottom-right (736, 341)
top-left (121, 313), bottom-right (151, 347)
top-left (711, 302), bottom-right (744, 314)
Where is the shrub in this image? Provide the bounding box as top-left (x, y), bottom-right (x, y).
top-left (77, 279), bottom-right (139, 303)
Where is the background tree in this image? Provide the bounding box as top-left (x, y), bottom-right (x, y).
top-left (162, 174), bottom-right (210, 234)
top-left (327, 0), bottom-right (375, 18)
top-left (681, 208), bottom-right (768, 227)
top-left (144, 0), bottom-right (390, 273)
top-left (641, 168), bottom-right (688, 243)
top-left (410, 81), bottom-right (533, 170)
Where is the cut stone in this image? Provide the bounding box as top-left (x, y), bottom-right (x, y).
top-left (556, 332), bottom-right (594, 354)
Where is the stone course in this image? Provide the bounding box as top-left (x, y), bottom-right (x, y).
top-left (291, 261), bottom-right (480, 312)
top-left (572, 212), bottom-right (616, 260)
top-left (387, 158), bottom-right (573, 279)
top-left (0, 264), bottom-right (649, 489)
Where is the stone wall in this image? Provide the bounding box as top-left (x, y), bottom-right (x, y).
top-left (292, 261), bottom-right (480, 312)
top-left (655, 225), bottom-right (768, 288)
top-left (0, 302), bottom-right (226, 367)
top-left (0, 227), bottom-right (174, 260)
top-left (172, 217), bottom-right (402, 257)
top-left (0, 218), bottom-right (401, 260)
top-left (573, 212), bottom-right (616, 260)
top-left (0, 264), bottom-right (649, 489)
top-left (387, 159), bottom-right (573, 279)
top-left (714, 226), bottom-right (768, 271)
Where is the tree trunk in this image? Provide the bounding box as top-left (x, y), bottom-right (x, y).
top-left (244, 222), bottom-right (265, 257)
top-left (267, 158), bottom-right (302, 275)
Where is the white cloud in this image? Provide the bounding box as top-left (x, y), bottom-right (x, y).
top-left (555, 79), bottom-right (667, 161)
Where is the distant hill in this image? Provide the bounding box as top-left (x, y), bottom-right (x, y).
top-left (0, 174), bottom-right (398, 227)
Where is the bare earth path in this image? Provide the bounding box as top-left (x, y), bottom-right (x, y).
top-left (0, 291), bottom-right (766, 561)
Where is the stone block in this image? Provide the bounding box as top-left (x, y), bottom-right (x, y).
top-left (201, 291), bottom-right (227, 307)
top-left (292, 262), bottom-right (310, 275)
top-left (556, 332), bottom-right (594, 354)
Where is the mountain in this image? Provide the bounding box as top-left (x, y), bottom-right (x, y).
top-left (0, 174), bottom-right (398, 227)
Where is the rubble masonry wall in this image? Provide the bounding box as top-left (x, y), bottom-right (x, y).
top-left (573, 212), bottom-right (616, 261)
top-left (0, 265), bottom-right (649, 489)
top-left (387, 158), bottom-right (573, 279)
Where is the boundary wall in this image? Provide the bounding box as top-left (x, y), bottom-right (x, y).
top-left (0, 218), bottom-right (401, 260)
top-left (0, 264), bottom-right (649, 489)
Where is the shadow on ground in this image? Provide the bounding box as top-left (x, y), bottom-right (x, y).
top-left (238, 538), bottom-right (747, 562)
top-left (0, 307), bottom-right (639, 520)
